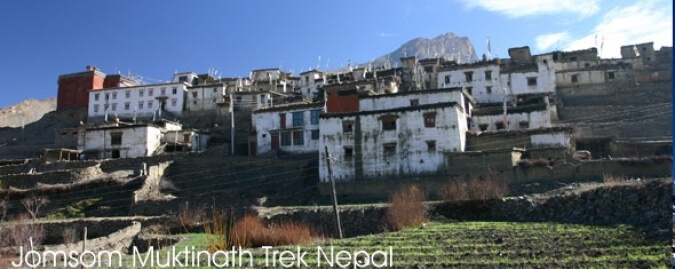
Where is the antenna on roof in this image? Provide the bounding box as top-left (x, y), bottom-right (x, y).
top-left (316, 56), bottom-right (321, 70)
top-left (326, 58), bottom-right (330, 69)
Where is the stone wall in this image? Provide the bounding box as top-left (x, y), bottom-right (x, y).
top-left (0, 164), bottom-right (103, 189)
top-left (276, 179), bottom-right (670, 239)
top-left (433, 179), bottom-right (671, 234)
top-left (318, 159), bottom-right (672, 199)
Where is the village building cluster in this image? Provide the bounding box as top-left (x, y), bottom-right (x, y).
top-left (52, 42), bottom-right (672, 183)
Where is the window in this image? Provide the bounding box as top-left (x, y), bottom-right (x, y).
top-left (486, 86), bottom-right (492, 94)
top-left (192, 92), bottom-right (198, 98)
top-left (292, 112), bottom-right (304, 127)
top-left (426, 141), bottom-right (436, 152)
top-left (94, 104), bottom-right (99, 113)
top-left (464, 71), bottom-right (473, 82)
top-left (608, 72), bottom-right (615, 79)
top-left (280, 113), bottom-right (286, 128)
top-left (105, 94), bottom-right (110, 100)
top-left (485, 71), bottom-right (492, 80)
top-left (179, 76), bottom-right (188, 83)
top-left (381, 117), bottom-right (397, 131)
top-left (383, 143), bottom-right (397, 155)
top-left (410, 99), bottom-right (419, 106)
top-left (94, 93), bottom-right (99, 101)
top-left (519, 121), bottom-right (529, 129)
top-left (171, 98), bottom-right (177, 107)
top-left (310, 110), bottom-right (321, 125)
top-left (444, 75), bottom-right (450, 84)
top-left (125, 90), bottom-right (131, 98)
top-left (111, 103), bottom-right (117, 111)
top-left (72, 131), bottom-right (78, 137)
top-left (342, 120), bottom-right (353, 133)
top-left (139, 89), bottom-right (144, 97)
top-left (104, 104), bottom-right (109, 111)
top-left (148, 101), bottom-right (153, 109)
top-left (495, 121), bottom-right (505, 130)
top-left (281, 132), bottom-right (291, 146)
top-left (293, 131), bottom-right (304, 145)
top-left (527, 77), bottom-right (537, 86)
top-left (424, 112), bottom-right (436, 128)
top-left (124, 102), bottom-right (130, 110)
top-left (160, 88), bottom-right (166, 95)
top-left (311, 129), bottom-right (320, 140)
top-left (172, 88), bottom-right (177, 94)
top-left (213, 87), bottom-right (217, 93)
top-left (110, 132), bottom-right (122, 145)
top-left (148, 89), bottom-right (154, 96)
top-left (61, 131), bottom-right (67, 138)
top-left (112, 92), bottom-right (117, 100)
top-left (138, 102), bottom-right (144, 109)
top-left (344, 147), bottom-right (353, 158)
top-left (479, 123), bottom-right (488, 131)
top-left (571, 74), bottom-right (579, 83)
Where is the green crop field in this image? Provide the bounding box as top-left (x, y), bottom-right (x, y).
top-left (74, 221), bottom-right (669, 268)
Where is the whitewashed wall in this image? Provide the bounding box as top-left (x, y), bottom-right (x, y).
top-left (186, 85), bottom-right (226, 111)
top-left (437, 65), bottom-right (502, 103)
top-left (531, 132), bottom-right (570, 148)
top-left (319, 104), bottom-right (465, 182)
top-left (471, 109), bottom-right (551, 132)
top-left (253, 105), bottom-right (323, 154)
top-left (359, 89), bottom-right (468, 113)
top-left (89, 82), bottom-right (188, 118)
top-left (78, 125), bottom-right (162, 159)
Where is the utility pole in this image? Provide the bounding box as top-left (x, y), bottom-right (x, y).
top-left (324, 146), bottom-right (343, 239)
top-left (230, 89), bottom-right (235, 156)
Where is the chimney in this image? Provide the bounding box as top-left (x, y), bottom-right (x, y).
top-left (86, 65), bottom-right (97, 72)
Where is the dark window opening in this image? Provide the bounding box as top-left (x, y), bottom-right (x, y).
top-left (344, 147), bottom-right (353, 158)
top-left (486, 86), bottom-right (492, 94)
top-left (311, 130), bottom-right (319, 140)
top-left (292, 111), bottom-right (304, 127)
top-left (383, 143), bottom-right (397, 155)
top-left (111, 150), bottom-right (120, 159)
top-left (464, 71), bottom-right (473, 82)
top-left (293, 131), bottom-right (304, 145)
top-left (527, 77), bottom-right (537, 86)
top-left (424, 113), bottom-right (436, 128)
top-left (519, 121), bottom-right (529, 129)
top-left (444, 75), bottom-right (450, 84)
top-left (342, 120), bottom-right (354, 133)
top-left (584, 63), bottom-right (590, 67)
top-left (608, 72), bottom-right (615, 79)
top-left (280, 113), bottom-right (286, 129)
top-left (110, 133), bottom-right (122, 145)
top-left (410, 99), bottom-right (419, 106)
top-left (495, 122), bottom-right (505, 130)
top-left (485, 71), bottom-right (492, 80)
top-left (426, 141), bottom-right (436, 152)
top-left (571, 74), bottom-right (579, 83)
top-left (280, 132), bottom-right (291, 146)
top-left (479, 123), bottom-right (488, 131)
top-left (381, 118), bottom-right (397, 131)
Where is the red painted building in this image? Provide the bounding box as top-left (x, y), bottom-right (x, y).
top-left (57, 66), bottom-right (105, 110)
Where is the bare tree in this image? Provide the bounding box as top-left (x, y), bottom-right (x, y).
top-left (21, 195), bottom-right (49, 220)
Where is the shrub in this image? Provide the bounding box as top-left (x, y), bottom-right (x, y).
top-left (440, 174), bottom-right (509, 202)
top-left (231, 214), bottom-right (265, 248)
top-left (386, 185), bottom-right (428, 231)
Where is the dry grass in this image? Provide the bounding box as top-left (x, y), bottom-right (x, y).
top-left (232, 214), bottom-right (315, 248)
top-left (440, 174), bottom-right (509, 202)
top-left (386, 185), bottom-right (428, 231)
top-left (203, 206), bottom-right (234, 252)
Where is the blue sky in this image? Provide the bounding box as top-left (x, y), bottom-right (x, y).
top-left (0, 0), bottom-right (671, 108)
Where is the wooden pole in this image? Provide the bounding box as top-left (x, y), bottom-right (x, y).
top-left (324, 146), bottom-right (343, 239)
top-left (80, 227), bottom-right (87, 269)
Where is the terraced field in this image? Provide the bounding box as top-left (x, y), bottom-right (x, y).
top-left (169, 221), bottom-right (670, 268)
